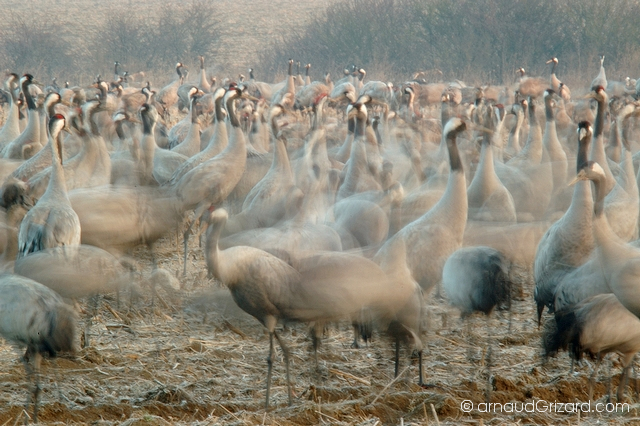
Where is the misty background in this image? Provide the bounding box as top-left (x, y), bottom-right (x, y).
top-left (1, 0), bottom-right (639, 87)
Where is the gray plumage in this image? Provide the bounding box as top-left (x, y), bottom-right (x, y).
top-left (18, 114), bottom-right (81, 259)
top-left (544, 294), bottom-right (640, 401)
top-left (443, 246), bottom-right (511, 317)
top-left (0, 273), bottom-right (76, 423)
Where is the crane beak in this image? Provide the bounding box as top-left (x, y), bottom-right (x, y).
top-left (467, 123), bottom-right (493, 134)
top-left (568, 171), bottom-right (587, 186)
top-left (242, 94), bottom-right (260, 102)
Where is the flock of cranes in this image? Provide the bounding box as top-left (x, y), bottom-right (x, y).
top-left (1, 53), bottom-right (640, 421)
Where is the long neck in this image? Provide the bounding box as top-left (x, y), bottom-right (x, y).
top-left (594, 96), bottom-right (606, 140)
top-left (441, 102), bottom-right (452, 125)
top-left (340, 138), bottom-right (368, 197)
top-left (115, 120), bottom-right (125, 141)
top-left (591, 173), bottom-right (626, 271)
top-left (22, 80), bottom-right (36, 110)
top-left (355, 113), bottom-right (366, 138)
top-left (446, 131), bottom-right (463, 172)
top-left (589, 98), bottom-right (614, 192)
top-left (609, 120), bottom-right (620, 148)
top-left (421, 132), bottom-right (467, 232)
top-left (205, 218), bottom-right (224, 281)
top-left (336, 117), bottom-right (354, 163)
top-left (224, 95), bottom-right (247, 161)
top-left (544, 98), bottom-right (555, 122)
top-left (272, 137), bottom-right (292, 176)
top-left (520, 104), bottom-right (542, 163)
top-left (577, 135), bottom-right (591, 173)
top-left (46, 131), bottom-right (67, 197)
top-left (468, 132), bottom-right (499, 206)
top-left (508, 111), bottom-right (523, 150)
top-left (479, 133), bottom-right (497, 180)
top-left (190, 97), bottom-right (198, 124)
top-left (205, 113), bottom-right (228, 155)
top-left (566, 179), bottom-right (593, 225)
top-left (140, 116), bottom-right (156, 183)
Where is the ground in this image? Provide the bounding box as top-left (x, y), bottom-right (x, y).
top-left (1, 233), bottom-right (639, 426)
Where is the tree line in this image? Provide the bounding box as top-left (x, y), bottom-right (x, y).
top-left (0, 0), bottom-right (219, 84)
top-left (258, 0), bottom-right (640, 86)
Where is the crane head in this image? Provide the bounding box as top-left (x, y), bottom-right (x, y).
top-left (569, 160), bottom-right (604, 186)
top-left (577, 120), bottom-right (592, 140)
top-left (206, 208), bottom-right (228, 224)
top-left (587, 85), bottom-right (606, 99)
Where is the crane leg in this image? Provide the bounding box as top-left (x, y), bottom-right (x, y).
top-left (394, 335), bottom-right (400, 378)
top-left (183, 205), bottom-right (209, 276)
top-left (589, 357), bottom-right (602, 402)
top-left (633, 358), bottom-right (640, 401)
top-left (22, 350), bottom-right (42, 424)
top-left (417, 350), bottom-right (425, 386)
top-left (485, 345), bottom-right (493, 405)
top-left (618, 364), bottom-right (631, 402)
top-left (182, 224), bottom-right (192, 277)
top-left (265, 332), bottom-right (275, 410)
top-left (350, 323), bottom-right (360, 349)
top-left (606, 358), bottom-right (613, 405)
top-left (311, 323), bottom-right (323, 372)
top-left (274, 330), bottom-right (292, 406)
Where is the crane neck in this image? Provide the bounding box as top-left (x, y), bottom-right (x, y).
top-left (373, 122), bottom-right (383, 147)
top-left (226, 94), bottom-right (241, 128)
top-left (511, 110), bottom-right (524, 135)
top-left (592, 173), bottom-right (605, 218)
top-left (22, 80), bottom-right (36, 110)
top-left (544, 98), bottom-right (555, 122)
top-left (354, 113), bottom-right (366, 138)
top-left (214, 94), bottom-right (225, 123)
top-left (190, 96), bottom-right (199, 124)
top-left (205, 214), bottom-right (225, 282)
top-left (272, 136), bottom-right (291, 175)
top-left (594, 96), bottom-right (606, 139)
top-left (142, 112), bottom-right (154, 135)
top-left (312, 97), bottom-right (326, 130)
top-left (446, 130), bottom-right (463, 172)
top-left (577, 135), bottom-right (591, 173)
top-left (620, 118), bottom-right (632, 151)
top-left (288, 61), bottom-right (293, 77)
top-left (528, 100), bottom-right (538, 127)
top-left (46, 129), bottom-right (67, 196)
top-left (609, 120), bottom-right (620, 148)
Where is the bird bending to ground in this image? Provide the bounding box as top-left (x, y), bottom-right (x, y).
top-left (0, 273), bottom-right (77, 423)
